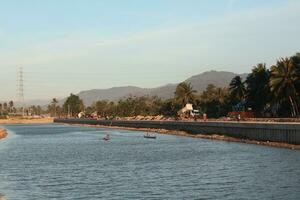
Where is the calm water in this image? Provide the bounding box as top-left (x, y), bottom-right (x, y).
top-left (0, 124), bottom-right (300, 200)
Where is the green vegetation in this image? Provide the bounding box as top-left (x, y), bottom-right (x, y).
top-left (63, 94), bottom-right (84, 117)
top-left (0, 100), bottom-right (45, 117)
top-left (48, 98), bottom-right (59, 117)
top-left (3, 52), bottom-right (297, 119)
top-left (44, 52), bottom-right (299, 119)
top-left (269, 57), bottom-right (300, 117)
top-left (0, 101), bottom-right (16, 116)
top-left (192, 52), bottom-right (300, 118)
top-left (231, 53), bottom-right (300, 117)
top-left (174, 82), bottom-right (197, 107)
top-left (94, 52), bottom-right (299, 119)
top-left (85, 96), bottom-right (165, 118)
top-left (245, 63), bottom-right (270, 116)
top-left (229, 76), bottom-right (246, 102)
top-left (196, 84), bottom-right (230, 118)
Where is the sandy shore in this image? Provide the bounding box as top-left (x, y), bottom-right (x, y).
top-left (0, 128), bottom-right (7, 140)
top-left (68, 123), bottom-right (300, 150)
top-left (0, 118), bottom-right (53, 124)
top-left (0, 195), bottom-right (6, 200)
top-left (0, 118), bottom-right (53, 140)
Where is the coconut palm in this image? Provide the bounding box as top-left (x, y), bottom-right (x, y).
top-left (229, 76), bottom-right (246, 101)
top-left (175, 82), bottom-right (197, 107)
top-left (216, 87), bottom-right (229, 104)
top-left (3, 103), bottom-right (8, 112)
top-left (200, 84), bottom-right (228, 104)
top-left (9, 100), bottom-right (14, 113)
top-left (291, 53), bottom-right (300, 93)
top-left (51, 98), bottom-right (58, 117)
top-left (245, 63), bottom-right (270, 116)
top-left (269, 57), bottom-right (299, 117)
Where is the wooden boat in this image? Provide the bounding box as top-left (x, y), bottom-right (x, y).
top-left (103, 134), bottom-right (110, 141)
top-left (144, 133), bottom-right (157, 139)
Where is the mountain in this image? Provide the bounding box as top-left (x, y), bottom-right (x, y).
top-left (77, 86), bottom-right (151, 105)
top-left (74, 70), bottom-right (248, 105)
top-left (185, 71), bottom-right (248, 92)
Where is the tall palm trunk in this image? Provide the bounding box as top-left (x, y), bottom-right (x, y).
top-left (289, 96), bottom-right (297, 117)
top-left (293, 97), bottom-right (299, 116)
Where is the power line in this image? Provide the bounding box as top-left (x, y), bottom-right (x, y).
top-left (16, 67), bottom-right (25, 115)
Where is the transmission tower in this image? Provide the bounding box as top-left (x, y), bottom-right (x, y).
top-left (17, 67), bottom-right (25, 115)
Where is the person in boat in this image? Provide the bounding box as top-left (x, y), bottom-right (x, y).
top-left (103, 134), bottom-right (110, 140)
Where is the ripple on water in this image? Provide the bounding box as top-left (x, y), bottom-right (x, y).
top-left (0, 124), bottom-right (300, 199)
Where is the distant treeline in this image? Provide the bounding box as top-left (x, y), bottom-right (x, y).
top-left (0, 100), bottom-right (43, 116)
top-left (0, 101), bottom-right (15, 115)
top-left (46, 52), bottom-right (300, 118)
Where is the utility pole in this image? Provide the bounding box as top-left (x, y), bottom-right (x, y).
top-left (17, 67), bottom-right (25, 117)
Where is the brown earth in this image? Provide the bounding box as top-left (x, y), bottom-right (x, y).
top-left (0, 118), bottom-right (53, 124)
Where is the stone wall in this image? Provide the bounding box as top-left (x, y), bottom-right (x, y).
top-left (54, 119), bottom-right (300, 145)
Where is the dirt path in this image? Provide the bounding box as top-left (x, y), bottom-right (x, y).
top-left (0, 118), bottom-right (53, 124)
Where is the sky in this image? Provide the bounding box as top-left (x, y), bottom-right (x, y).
top-left (0, 0), bottom-right (300, 102)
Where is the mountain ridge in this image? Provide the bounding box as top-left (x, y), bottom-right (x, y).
top-left (75, 70), bottom-right (248, 105)
top-left (24, 70), bottom-right (248, 106)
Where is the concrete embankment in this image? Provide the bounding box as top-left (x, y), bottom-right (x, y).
top-left (0, 128), bottom-right (7, 140)
top-left (54, 118), bottom-right (300, 145)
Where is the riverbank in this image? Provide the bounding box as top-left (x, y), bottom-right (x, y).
top-left (0, 128), bottom-right (7, 140)
top-left (56, 118), bottom-right (300, 145)
top-left (0, 117), bottom-right (53, 124)
top-left (68, 123), bottom-right (300, 150)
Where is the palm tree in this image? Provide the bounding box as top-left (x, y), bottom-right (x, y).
top-left (229, 76), bottom-right (246, 101)
top-left (269, 57), bottom-right (299, 117)
top-left (3, 103), bottom-right (8, 112)
top-left (291, 53), bottom-right (300, 94)
top-left (216, 87), bottom-right (229, 104)
top-left (245, 63), bottom-right (270, 116)
top-left (51, 98), bottom-right (58, 117)
top-left (175, 82), bottom-right (197, 107)
top-left (9, 100), bottom-right (14, 113)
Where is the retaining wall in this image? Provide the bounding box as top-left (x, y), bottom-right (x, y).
top-left (54, 118), bottom-right (300, 145)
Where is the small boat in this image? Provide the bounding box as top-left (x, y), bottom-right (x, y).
top-left (103, 134), bottom-right (110, 141)
top-left (144, 133), bottom-right (157, 139)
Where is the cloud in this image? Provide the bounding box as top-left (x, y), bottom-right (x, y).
top-left (0, 1), bottom-right (300, 73)
top-left (1, 0), bottom-right (300, 100)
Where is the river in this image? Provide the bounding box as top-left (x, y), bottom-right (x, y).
top-left (0, 124), bottom-right (299, 199)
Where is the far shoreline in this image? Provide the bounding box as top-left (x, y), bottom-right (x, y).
top-left (0, 118), bottom-right (53, 125)
top-left (65, 123), bottom-right (300, 150)
top-left (1, 117), bottom-right (299, 150)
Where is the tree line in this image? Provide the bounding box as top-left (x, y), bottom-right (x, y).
top-left (0, 101), bottom-right (15, 116)
top-left (229, 52), bottom-right (300, 117)
top-left (48, 52), bottom-right (299, 118)
top-left (0, 100), bottom-right (44, 117)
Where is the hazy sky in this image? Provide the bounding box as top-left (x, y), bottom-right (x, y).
top-left (0, 0), bottom-right (300, 101)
